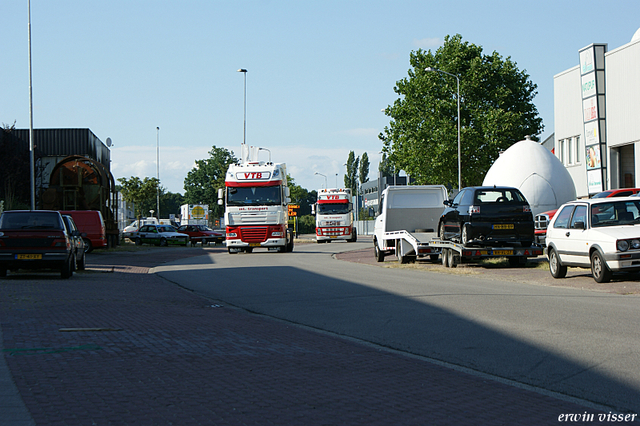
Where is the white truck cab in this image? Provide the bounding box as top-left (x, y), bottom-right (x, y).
top-left (314, 188), bottom-right (357, 243)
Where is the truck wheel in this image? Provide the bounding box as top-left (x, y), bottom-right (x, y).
top-left (349, 229), bottom-right (358, 242)
top-left (591, 251), bottom-right (612, 283)
top-left (374, 240), bottom-right (385, 262)
top-left (447, 248), bottom-right (457, 268)
top-left (548, 248), bottom-right (567, 278)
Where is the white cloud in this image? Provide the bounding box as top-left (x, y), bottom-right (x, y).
top-left (413, 37), bottom-right (441, 49)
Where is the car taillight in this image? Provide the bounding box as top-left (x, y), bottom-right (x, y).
top-left (523, 205), bottom-right (531, 213)
top-left (469, 205), bottom-right (480, 214)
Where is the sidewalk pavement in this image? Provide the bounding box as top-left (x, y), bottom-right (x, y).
top-left (1, 246), bottom-right (609, 425)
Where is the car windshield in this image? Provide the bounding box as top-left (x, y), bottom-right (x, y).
top-left (591, 201), bottom-right (640, 227)
top-left (157, 226), bottom-right (177, 233)
top-left (318, 203), bottom-right (350, 214)
top-left (0, 211), bottom-right (63, 230)
top-left (227, 186), bottom-right (281, 206)
top-left (196, 225), bottom-right (214, 231)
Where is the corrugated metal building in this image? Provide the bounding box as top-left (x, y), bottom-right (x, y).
top-left (12, 128), bottom-right (111, 203)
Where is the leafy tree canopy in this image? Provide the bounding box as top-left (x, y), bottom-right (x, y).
top-left (379, 34), bottom-right (543, 188)
top-left (183, 146), bottom-right (237, 218)
top-left (117, 176), bottom-right (160, 217)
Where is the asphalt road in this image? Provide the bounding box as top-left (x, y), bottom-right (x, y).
top-left (155, 239), bottom-right (640, 414)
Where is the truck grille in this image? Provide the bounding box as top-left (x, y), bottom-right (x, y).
top-left (535, 214), bottom-right (550, 230)
top-left (317, 227), bottom-right (350, 236)
top-left (241, 227), bottom-right (268, 242)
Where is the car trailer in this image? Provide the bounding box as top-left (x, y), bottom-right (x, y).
top-left (378, 230), bottom-right (441, 264)
top-left (428, 238), bottom-right (544, 268)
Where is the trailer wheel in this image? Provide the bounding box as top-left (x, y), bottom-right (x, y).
top-left (447, 248), bottom-right (457, 268)
top-left (374, 240), bottom-right (385, 262)
top-left (442, 249), bottom-right (450, 267)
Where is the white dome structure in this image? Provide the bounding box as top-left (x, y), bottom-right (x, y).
top-left (482, 137), bottom-right (576, 217)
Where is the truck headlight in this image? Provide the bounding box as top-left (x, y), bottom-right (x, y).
top-left (271, 231), bottom-right (283, 237)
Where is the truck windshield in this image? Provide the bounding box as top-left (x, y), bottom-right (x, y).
top-left (227, 186), bottom-right (282, 206)
top-left (318, 203), bottom-right (350, 214)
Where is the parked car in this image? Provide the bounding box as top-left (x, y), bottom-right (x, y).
top-left (59, 210), bottom-right (107, 253)
top-left (133, 224), bottom-right (188, 247)
top-left (546, 196), bottom-right (640, 283)
top-left (176, 224), bottom-right (224, 245)
top-left (122, 217), bottom-right (159, 239)
top-left (438, 186), bottom-right (534, 247)
top-left (61, 215), bottom-right (86, 271)
top-left (0, 210), bottom-right (75, 278)
top-left (535, 188), bottom-right (640, 245)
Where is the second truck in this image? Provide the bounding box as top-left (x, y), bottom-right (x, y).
top-left (313, 187), bottom-right (357, 243)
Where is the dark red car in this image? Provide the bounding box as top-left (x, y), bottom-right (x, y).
top-left (176, 224), bottom-right (224, 245)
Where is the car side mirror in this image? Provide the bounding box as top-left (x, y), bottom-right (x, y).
top-left (443, 200), bottom-right (451, 206)
top-left (574, 221), bottom-right (585, 230)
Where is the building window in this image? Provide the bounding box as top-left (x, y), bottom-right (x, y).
top-left (557, 136), bottom-right (581, 166)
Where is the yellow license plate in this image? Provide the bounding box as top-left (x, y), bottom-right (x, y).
top-left (249, 243), bottom-right (261, 247)
top-left (493, 224), bottom-right (514, 230)
top-left (330, 236), bottom-right (338, 239)
top-left (493, 250), bottom-right (513, 256)
top-left (17, 254), bottom-right (42, 260)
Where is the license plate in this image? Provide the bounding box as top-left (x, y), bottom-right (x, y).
top-left (249, 243), bottom-right (261, 247)
top-left (330, 236), bottom-right (337, 239)
top-left (493, 250), bottom-right (513, 256)
top-left (492, 224), bottom-right (514, 230)
top-left (17, 254), bottom-right (42, 260)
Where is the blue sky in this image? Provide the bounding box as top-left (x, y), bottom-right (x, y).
top-left (2, 0), bottom-right (639, 194)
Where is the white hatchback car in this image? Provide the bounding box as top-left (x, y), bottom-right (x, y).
top-left (546, 196), bottom-right (640, 283)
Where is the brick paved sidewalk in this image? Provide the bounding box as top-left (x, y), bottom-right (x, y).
top-left (1, 247), bottom-right (605, 425)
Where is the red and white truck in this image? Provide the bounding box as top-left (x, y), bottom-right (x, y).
top-left (218, 145), bottom-right (293, 253)
top-left (313, 188), bottom-right (357, 243)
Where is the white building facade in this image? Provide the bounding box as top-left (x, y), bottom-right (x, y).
top-left (554, 29), bottom-right (640, 198)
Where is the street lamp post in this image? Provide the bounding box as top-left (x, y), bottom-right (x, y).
top-left (314, 172), bottom-right (327, 189)
top-left (237, 69), bottom-right (247, 145)
top-left (156, 127), bottom-right (160, 218)
top-left (425, 67), bottom-right (461, 191)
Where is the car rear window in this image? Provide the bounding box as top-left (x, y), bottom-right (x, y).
top-left (474, 189), bottom-right (525, 204)
top-left (0, 211), bottom-right (64, 230)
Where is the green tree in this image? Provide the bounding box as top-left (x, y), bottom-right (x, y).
top-left (117, 176), bottom-right (160, 217)
top-left (183, 146), bottom-right (237, 219)
top-left (378, 152), bottom-right (393, 177)
top-left (359, 152), bottom-right (370, 185)
top-left (344, 151), bottom-right (360, 195)
top-left (160, 191), bottom-right (185, 218)
top-left (287, 175), bottom-right (316, 216)
top-left (379, 34), bottom-right (543, 188)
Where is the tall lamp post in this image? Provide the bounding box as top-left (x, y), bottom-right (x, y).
top-left (156, 127), bottom-right (160, 218)
top-left (237, 68), bottom-right (247, 145)
top-left (425, 67), bottom-right (461, 191)
top-left (28, 0), bottom-right (35, 210)
top-left (314, 172), bottom-right (327, 189)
